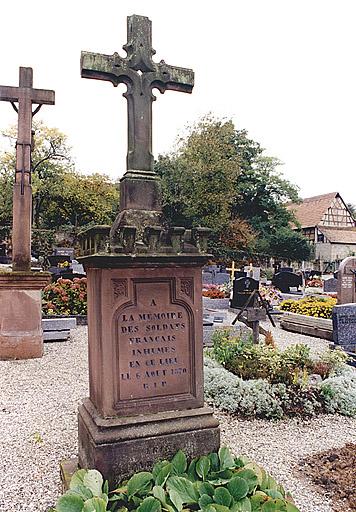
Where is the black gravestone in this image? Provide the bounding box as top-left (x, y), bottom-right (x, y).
top-left (230, 276), bottom-right (259, 309)
top-left (272, 271), bottom-right (302, 293)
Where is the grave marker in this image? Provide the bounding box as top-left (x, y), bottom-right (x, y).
top-left (0, 68), bottom-right (54, 360)
top-left (337, 256), bottom-right (356, 304)
top-left (76, 14), bottom-right (219, 485)
top-left (332, 303), bottom-right (356, 352)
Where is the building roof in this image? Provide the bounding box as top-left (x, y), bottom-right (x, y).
top-left (319, 227), bottom-right (356, 244)
top-left (287, 192), bottom-right (338, 228)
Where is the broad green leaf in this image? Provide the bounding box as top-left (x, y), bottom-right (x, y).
top-left (231, 497), bottom-right (252, 512)
top-left (172, 451), bottom-right (187, 475)
top-left (137, 496), bottom-right (162, 512)
top-left (218, 447), bottom-right (235, 470)
top-left (68, 484), bottom-right (93, 501)
top-left (103, 481), bottom-right (109, 495)
top-left (153, 485), bottom-right (166, 504)
top-left (127, 472), bottom-right (153, 498)
top-left (209, 453), bottom-right (220, 472)
top-left (213, 487), bottom-right (232, 507)
top-left (166, 476), bottom-right (199, 504)
top-left (264, 476), bottom-right (278, 492)
top-left (82, 497), bottom-right (107, 512)
top-left (243, 464), bottom-right (263, 487)
top-left (261, 499), bottom-right (287, 512)
top-left (286, 503), bottom-right (300, 512)
top-left (227, 477), bottom-right (249, 500)
top-left (108, 494), bottom-right (125, 502)
top-left (187, 458), bottom-right (199, 481)
top-left (83, 470), bottom-right (104, 497)
top-left (70, 469), bottom-right (88, 489)
top-left (152, 460), bottom-right (170, 479)
top-left (156, 464), bottom-right (172, 486)
top-left (250, 492), bottom-right (269, 512)
top-left (210, 504), bottom-right (230, 512)
top-left (196, 456), bottom-right (211, 481)
top-left (168, 489), bottom-right (183, 512)
top-left (265, 490), bottom-right (284, 500)
top-left (234, 456), bottom-right (250, 468)
top-left (198, 494), bottom-right (213, 508)
top-left (235, 469), bottom-right (258, 493)
top-left (56, 494), bottom-right (85, 512)
top-left (197, 481), bottom-right (215, 497)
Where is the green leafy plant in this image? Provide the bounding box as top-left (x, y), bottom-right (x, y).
top-left (55, 448), bottom-right (300, 512)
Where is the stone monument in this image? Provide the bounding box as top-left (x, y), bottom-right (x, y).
top-left (77, 15), bottom-right (219, 485)
top-left (0, 68), bottom-right (54, 359)
top-left (337, 256), bottom-right (356, 304)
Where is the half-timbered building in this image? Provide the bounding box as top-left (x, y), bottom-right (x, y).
top-left (287, 192), bottom-right (356, 270)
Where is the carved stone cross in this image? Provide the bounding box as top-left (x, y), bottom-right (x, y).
top-left (81, 15), bottom-right (194, 172)
top-left (0, 67), bottom-right (55, 271)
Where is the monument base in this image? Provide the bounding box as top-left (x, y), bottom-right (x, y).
top-left (0, 272), bottom-right (51, 360)
top-left (78, 398), bottom-right (220, 486)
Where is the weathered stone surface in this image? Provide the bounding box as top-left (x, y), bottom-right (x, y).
top-left (337, 257), bottom-right (356, 304)
top-left (0, 272), bottom-right (50, 359)
top-left (324, 277), bottom-right (337, 293)
top-left (42, 317), bottom-right (77, 331)
top-left (43, 330), bottom-right (70, 341)
top-left (0, 68), bottom-right (55, 271)
top-left (333, 303), bottom-right (356, 351)
top-left (78, 399), bottom-right (219, 486)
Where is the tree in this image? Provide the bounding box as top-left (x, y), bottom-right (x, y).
top-left (156, 115), bottom-right (309, 261)
top-left (0, 121), bottom-right (119, 230)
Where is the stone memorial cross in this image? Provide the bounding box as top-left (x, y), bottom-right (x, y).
top-left (81, 15), bottom-right (194, 172)
top-left (0, 67), bottom-right (55, 271)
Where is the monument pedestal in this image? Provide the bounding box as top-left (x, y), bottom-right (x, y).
top-left (77, 255), bottom-right (220, 484)
top-left (0, 272), bottom-right (50, 360)
top-left (78, 399), bottom-right (219, 486)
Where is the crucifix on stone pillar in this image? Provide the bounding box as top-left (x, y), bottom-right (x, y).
top-left (81, 15), bottom-right (194, 172)
top-left (81, 15), bottom-right (194, 239)
top-left (0, 67), bottom-right (55, 271)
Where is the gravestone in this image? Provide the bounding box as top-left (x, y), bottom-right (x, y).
top-left (230, 277), bottom-right (259, 309)
top-left (272, 271), bottom-right (302, 293)
top-left (214, 272), bottom-right (230, 285)
top-left (202, 272), bottom-right (213, 285)
top-left (76, 14), bottom-right (219, 485)
top-left (0, 67), bottom-right (54, 360)
top-left (332, 304), bottom-right (356, 352)
top-left (324, 277), bottom-right (338, 293)
top-left (244, 265), bottom-right (261, 281)
top-left (337, 256), bottom-right (356, 304)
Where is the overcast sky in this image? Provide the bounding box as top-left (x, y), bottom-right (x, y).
top-left (0, 0), bottom-right (355, 204)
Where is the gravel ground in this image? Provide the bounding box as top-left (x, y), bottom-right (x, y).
top-left (0, 324), bottom-right (355, 512)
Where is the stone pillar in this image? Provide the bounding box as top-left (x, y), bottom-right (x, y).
top-left (0, 272), bottom-right (51, 360)
top-left (78, 255), bottom-right (219, 485)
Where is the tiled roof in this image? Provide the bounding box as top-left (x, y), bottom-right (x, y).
top-left (319, 227), bottom-right (356, 244)
top-left (287, 192), bottom-right (338, 228)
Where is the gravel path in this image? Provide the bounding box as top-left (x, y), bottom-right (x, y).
top-left (0, 325), bottom-right (355, 512)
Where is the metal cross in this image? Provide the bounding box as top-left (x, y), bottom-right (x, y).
top-left (81, 15), bottom-right (194, 171)
top-left (0, 67), bottom-right (55, 271)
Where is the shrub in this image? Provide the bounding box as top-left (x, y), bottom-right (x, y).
top-left (204, 356), bottom-right (355, 419)
top-left (320, 372), bottom-right (356, 416)
top-left (279, 296), bottom-right (336, 319)
top-left (55, 447), bottom-right (300, 512)
top-left (209, 329), bottom-right (316, 385)
top-left (42, 277), bottom-right (87, 315)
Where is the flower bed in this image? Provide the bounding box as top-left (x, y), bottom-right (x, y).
top-left (279, 296), bottom-right (336, 319)
top-left (55, 447), bottom-right (300, 512)
top-left (42, 277), bottom-right (87, 316)
top-left (204, 329), bottom-right (355, 419)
